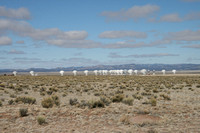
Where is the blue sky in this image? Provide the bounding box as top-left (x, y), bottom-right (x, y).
top-left (0, 0), bottom-right (200, 69)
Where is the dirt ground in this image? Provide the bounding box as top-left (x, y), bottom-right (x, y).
top-left (0, 74), bottom-right (200, 133)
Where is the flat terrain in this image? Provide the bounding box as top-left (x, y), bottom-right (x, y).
top-left (0, 75), bottom-right (200, 132)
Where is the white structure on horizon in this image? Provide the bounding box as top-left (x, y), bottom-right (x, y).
top-left (127, 69), bottom-right (133, 75)
top-left (134, 70), bottom-right (138, 75)
top-left (153, 70), bottom-right (155, 75)
top-left (72, 70), bottom-right (77, 76)
top-left (102, 70), bottom-right (108, 75)
top-left (172, 69), bottom-right (176, 74)
top-left (94, 70), bottom-right (98, 76)
top-left (141, 69), bottom-right (147, 75)
top-left (13, 71), bottom-right (17, 76)
top-left (162, 70), bottom-right (166, 75)
top-left (60, 70), bottom-right (64, 76)
top-left (30, 71), bottom-right (34, 76)
top-left (84, 70), bottom-right (88, 76)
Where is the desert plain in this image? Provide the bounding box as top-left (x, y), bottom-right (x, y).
top-left (0, 74), bottom-right (200, 133)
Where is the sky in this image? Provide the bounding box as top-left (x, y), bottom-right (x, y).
top-left (0, 0), bottom-right (200, 69)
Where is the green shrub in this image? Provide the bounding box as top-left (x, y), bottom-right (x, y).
top-left (41, 95), bottom-right (60, 108)
top-left (150, 98), bottom-right (157, 106)
top-left (0, 100), bottom-right (2, 107)
top-left (10, 94), bottom-right (16, 98)
top-left (112, 94), bottom-right (124, 102)
top-left (19, 108), bottom-right (28, 117)
top-left (132, 94), bottom-right (143, 100)
top-left (37, 116), bottom-right (46, 125)
top-left (8, 99), bottom-right (14, 105)
top-left (51, 95), bottom-right (60, 106)
top-left (41, 97), bottom-right (54, 108)
top-left (15, 96), bottom-right (36, 104)
top-left (100, 96), bottom-right (111, 106)
top-left (69, 98), bottom-right (79, 106)
top-left (122, 97), bottom-right (134, 106)
top-left (88, 100), bottom-right (105, 108)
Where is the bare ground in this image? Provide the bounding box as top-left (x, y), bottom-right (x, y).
top-left (0, 75), bottom-right (200, 133)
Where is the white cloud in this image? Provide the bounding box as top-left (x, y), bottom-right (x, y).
top-left (8, 49), bottom-right (25, 54)
top-left (166, 30), bottom-right (200, 41)
top-left (99, 31), bottom-right (147, 39)
top-left (46, 39), bottom-right (101, 48)
top-left (0, 6), bottom-right (30, 19)
top-left (101, 5), bottom-right (160, 21)
top-left (0, 36), bottom-right (12, 45)
top-left (102, 39), bottom-right (171, 49)
top-left (0, 19), bottom-right (91, 48)
top-left (0, 19), bottom-right (88, 41)
top-left (108, 53), bottom-right (179, 58)
top-left (160, 13), bottom-right (182, 22)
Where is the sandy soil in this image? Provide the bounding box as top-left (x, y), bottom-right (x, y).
top-left (0, 75), bottom-right (200, 133)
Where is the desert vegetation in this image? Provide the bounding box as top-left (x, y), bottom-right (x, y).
top-left (0, 74), bottom-right (200, 132)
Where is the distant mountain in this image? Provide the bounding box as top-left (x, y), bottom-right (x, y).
top-left (0, 64), bottom-right (200, 73)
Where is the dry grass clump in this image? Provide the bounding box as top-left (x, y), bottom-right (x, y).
top-left (147, 129), bottom-right (158, 133)
top-left (160, 94), bottom-right (171, 100)
top-left (132, 94), bottom-right (143, 100)
top-left (69, 98), bottom-right (79, 106)
top-left (100, 96), bottom-right (111, 106)
top-left (15, 96), bottom-right (36, 104)
top-left (150, 98), bottom-right (157, 106)
top-left (122, 97), bottom-right (134, 106)
top-left (8, 99), bottom-right (14, 105)
top-left (112, 94), bottom-right (124, 102)
top-left (41, 95), bottom-right (60, 108)
top-left (119, 114), bottom-right (131, 125)
top-left (88, 100), bottom-right (105, 108)
top-left (19, 108), bottom-right (28, 117)
top-left (37, 116), bottom-right (46, 125)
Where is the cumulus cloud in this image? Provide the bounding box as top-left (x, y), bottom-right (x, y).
top-left (101, 5), bottom-right (160, 21)
top-left (0, 6), bottom-right (30, 19)
top-left (0, 18), bottom-right (91, 48)
top-left (160, 13), bottom-right (182, 22)
top-left (0, 36), bottom-right (12, 45)
top-left (46, 39), bottom-right (101, 48)
top-left (108, 52), bottom-right (179, 58)
top-left (0, 19), bottom-right (88, 41)
top-left (165, 30), bottom-right (200, 41)
top-left (99, 31), bottom-right (147, 39)
top-left (102, 39), bottom-right (171, 49)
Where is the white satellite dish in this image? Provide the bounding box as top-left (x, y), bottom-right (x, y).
top-left (60, 70), bottom-right (64, 76)
top-left (30, 71), bottom-right (34, 76)
top-left (13, 71), bottom-right (17, 76)
top-left (84, 70), bottom-right (88, 76)
top-left (72, 70), bottom-right (77, 76)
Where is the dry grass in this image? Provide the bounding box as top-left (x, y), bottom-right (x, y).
top-left (0, 74), bottom-right (200, 132)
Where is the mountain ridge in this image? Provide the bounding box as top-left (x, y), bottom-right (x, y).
top-left (1, 63), bottom-right (200, 73)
